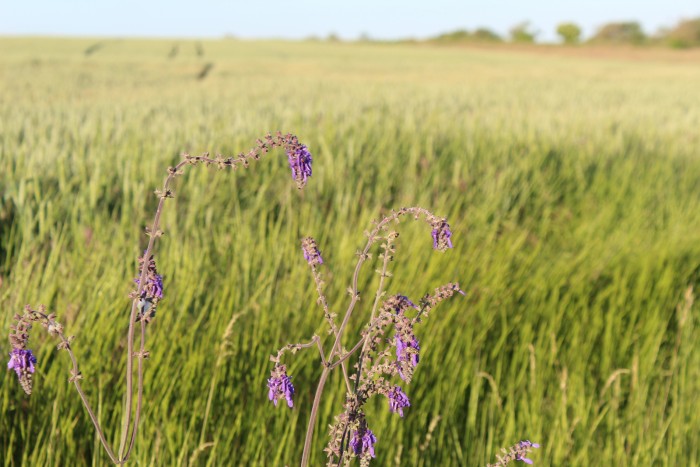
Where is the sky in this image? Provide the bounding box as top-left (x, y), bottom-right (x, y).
top-left (1, 0), bottom-right (698, 42)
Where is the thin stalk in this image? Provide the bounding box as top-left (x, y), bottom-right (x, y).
top-left (15, 134), bottom-right (308, 464)
top-left (124, 321), bottom-right (147, 460)
top-left (119, 133), bottom-right (305, 461)
top-left (329, 337), bottom-right (365, 370)
top-left (301, 367), bottom-right (331, 467)
top-left (352, 234), bottom-right (395, 392)
top-left (335, 236), bottom-right (395, 463)
top-left (118, 160), bottom-right (183, 460)
top-left (309, 264), bottom-right (351, 391)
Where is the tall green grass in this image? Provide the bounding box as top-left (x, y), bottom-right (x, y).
top-left (1, 37), bottom-right (699, 466)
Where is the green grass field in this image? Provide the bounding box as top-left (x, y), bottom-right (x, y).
top-left (1, 37), bottom-right (699, 466)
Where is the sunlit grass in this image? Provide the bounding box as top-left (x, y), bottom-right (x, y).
top-left (1, 37), bottom-right (699, 466)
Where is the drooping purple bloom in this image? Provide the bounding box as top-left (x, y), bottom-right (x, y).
top-left (287, 144), bottom-right (313, 186)
top-left (519, 440), bottom-right (540, 449)
top-left (8, 348), bottom-right (36, 376)
top-left (387, 385), bottom-right (411, 417)
top-left (350, 425), bottom-right (377, 458)
top-left (267, 365), bottom-right (295, 408)
top-left (8, 348), bottom-right (37, 395)
top-left (431, 219), bottom-right (453, 251)
top-left (301, 237), bottom-right (323, 265)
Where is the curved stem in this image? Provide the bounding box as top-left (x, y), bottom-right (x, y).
top-left (26, 310), bottom-right (119, 463)
top-left (16, 133), bottom-right (309, 465)
top-left (116, 133), bottom-right (307, 462)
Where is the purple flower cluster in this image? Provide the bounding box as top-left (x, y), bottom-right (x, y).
top-left (287, 144), bottom-right (313, 186)
top-left (134, 252), bottom-right (164, 301)
top-left (301, 237), bottom-right (323, 266)
top-left (395, 331), bottom-right (420, 379)
top-left (431, 219), bottom-right (453, 251)
top-left (516, 440), bottom-right (540, 465)
top-left (387, 386), bottom-right (410, 417)
top-left (392, 295), bottom-right (419, 313)
top-left (8, 348), bottom-right (37, 376)
top-left (390, 294), bottom-right (421, 381)
top-left (7, 348), bottom-right (37, 395)
top-left (350, 423), bottom-right (377, 459)
top-left (395, 332), bottom-right (420, 368)
top-left (488, 439), bottom-right (541, 466)
top-left (268, 365), bottom-right (295, 408)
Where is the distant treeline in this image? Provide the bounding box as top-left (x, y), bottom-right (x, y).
top-left (432, 18), bottom-right (700, 48)
top-left (315, 17), bottom-right (700, 48)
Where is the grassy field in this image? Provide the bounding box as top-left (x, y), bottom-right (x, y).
top-left (1, 37), bottom-right (699, 466)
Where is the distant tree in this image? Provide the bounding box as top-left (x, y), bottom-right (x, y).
top-left (326, 32), bottom-right (341, 42)
top-left (590, 22), bottom-right (646, 45)
top-left (556, 22), bottom-right (582, 44)
top-left (510, 22), bottom-right (537, 43)
top-left (435, 29), bottom-right (472, 42)
top-left (472, 28), bottom-right (503, 42)
top-left (663, 18), bottom-right (700, 48)
top-left (431, 28), bottom-right (502, 44)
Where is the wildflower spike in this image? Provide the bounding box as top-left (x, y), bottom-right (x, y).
top-left (8, 348), bottom-right (37, 395)
top-left (268, 364), bottom-right (295, 408)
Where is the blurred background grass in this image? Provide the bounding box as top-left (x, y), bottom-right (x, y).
top-left (0, 37), bottom-right (699, 466)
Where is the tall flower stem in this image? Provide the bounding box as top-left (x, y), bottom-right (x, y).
top-left (12, 132), bottom-right (311, 465)
top-left (300, 206), bottom-right (444, 466)
top-left (118, 133), bottom-right (309, 462)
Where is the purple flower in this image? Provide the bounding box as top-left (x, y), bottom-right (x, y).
top-left (489, 439), bottom-right (540, 466)
top-left (287, 144), bottom-right (313, 186)
top-left (515, 440), bottom-right (540, 464)
top-left (8, 348), bottom-right (36, 376)
top-left (140, 274), bottom-right (163, 299)
top-left (393, 295), bottom-right (418, 314)
top-left (350, 425), bottom-right (377, 458)
top-left (431, 219), bottom-right (453, 251)
top-left (395, 331), bottom-right (420, 379)
top-left (135, 252), bottom-right (164, 301)
top-left (387, 386), bottom-right (411, 417)
top-left (8, 348), bottom-right (37, 395)
top-left (301, 237), bottom-right (323, 265)
top-left (267, 365), bottom-right (295, 408)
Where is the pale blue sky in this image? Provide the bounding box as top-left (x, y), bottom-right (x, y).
top-left (1, 1), bottom-right (698, 42)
